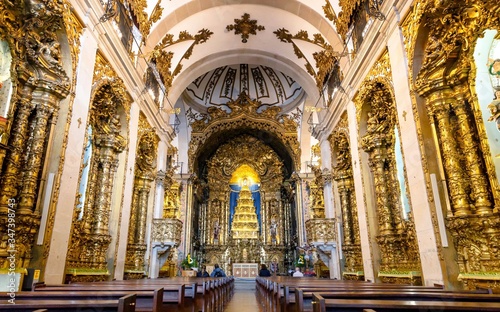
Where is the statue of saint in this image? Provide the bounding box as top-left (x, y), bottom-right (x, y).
top-left (487, 90), bottom-right (500, 131)
top-left (213, 220), bottom-right (220, 242)
top-left (270, 219), bottom-right (278, 243)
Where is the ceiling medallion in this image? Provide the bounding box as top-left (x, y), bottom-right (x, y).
top-left (226, 13), bottom-right (265, 43)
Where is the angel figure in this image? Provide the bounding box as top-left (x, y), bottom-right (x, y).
top-left (487, 90), bottom-right (500, 131)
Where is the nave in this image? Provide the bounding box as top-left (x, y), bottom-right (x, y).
top-left (3, 276), bottom-right (500, 311)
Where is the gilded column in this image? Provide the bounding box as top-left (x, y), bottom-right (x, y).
top-left (428, 90), bottom-right (471, 216)
top-left (0, 96), bottom-right (33, 213)
top-left (454, 87), bottom-right (493, 215)
top-left (362, 133), bottom-right (394, 235)
top-left (125, 122), bottom-right (158, 278)
top-left (17, 100), bottom-right (56, 214)
top-left (92, 137), bottom-right (121, 235)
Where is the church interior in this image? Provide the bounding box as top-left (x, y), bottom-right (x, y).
top-left (1, 0), bottom-right (500, 296)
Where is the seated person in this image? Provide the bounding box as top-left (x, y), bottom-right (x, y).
top-left (197, 265), bottom-right (209, 277)
top-left (303, 269), bottom-right (316, 277)
top-left (210, 263), bottom-right (226, 277)
top-left (259, 264), bottom-right (271, 277)
top-left (292, 267), bottom-right (304, 277)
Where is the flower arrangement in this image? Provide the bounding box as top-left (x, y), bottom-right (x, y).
top-left (295, 254), bottom-right (305, 267)
top-left (181, 253), bottom-right (198, 270)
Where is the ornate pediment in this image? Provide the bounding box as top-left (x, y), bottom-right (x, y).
top-left (188, 92), bottom-right (301, 172)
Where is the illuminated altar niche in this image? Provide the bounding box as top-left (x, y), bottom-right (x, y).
top-left (229, 164), bottom-right (261, 237)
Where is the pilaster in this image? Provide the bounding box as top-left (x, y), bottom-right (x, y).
top-left (44, 29), bottom-right (97, 284)
top-left (387, 24), bottom-right (444, 286)
top-left (347, 102), bottom-right (376, 282)
top-left (113, 102), bottom-right (140, 280)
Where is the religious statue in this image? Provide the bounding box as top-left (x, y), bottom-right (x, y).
top-left (40, 41), bottom-right (61, 66)
top-left (213, 220), bottom-right (221, 242)
top-left (487, 90), bottom-right (500, 131)
top-left (270, 259), bottom-right (279, 276)
top-left (270, 219), bottom-right (278, 243)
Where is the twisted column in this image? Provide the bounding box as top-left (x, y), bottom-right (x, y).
top-left (428, 89), bottom-right (471, 216)
top-left (453, 87), bottom-right (493, 215)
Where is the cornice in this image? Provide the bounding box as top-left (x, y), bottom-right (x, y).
top-left (316, 0), bottom-right (413, 142)
top-left (69, 0), bottom-right (173, 143)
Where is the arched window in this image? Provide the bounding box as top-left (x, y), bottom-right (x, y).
top-left (0, 39), bottom-right (13, 118)
top-left (76, 125), bottom-right (93, 220)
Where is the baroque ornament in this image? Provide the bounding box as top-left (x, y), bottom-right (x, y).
top-left (125, 114), bottom-right (158, 278)
top-left (355, 51), bottom-right (421, 284)
top-left (0, 0), bottom-right (71, 271)
top-left (127, 0), bottom-right (163, 41)
top-left (187, 91), bottom-right (300, 173)
top-left (201, 134), bottom-right (288, 268)
top-left (148, 29), bottom-right (213, 95)
top-left (274, 28), bottom-right (342, 91)
top-left (404, 0), bottom-right (500, 289)
top-left (226, 13), bottom-right (265, 43)
top-left (329, 115), bottom-right (363, 279)
top-left (66, 58), bottom-right (130, 281)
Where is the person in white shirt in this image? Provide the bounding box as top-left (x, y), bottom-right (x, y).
top-left (292, 267), bottom-right (303, 277)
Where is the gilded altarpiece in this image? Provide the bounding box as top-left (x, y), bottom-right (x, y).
top-left (152, 167), bottom-right (183, 278)
top-left (329, 115), bottom-right (364, 280)
top-left (188, 92), bottom-right (301, 272)
top-left (65, 55), bottom-right (130, 283)
top-left (124, 114), bottom-right (158, 279)
top-left (0, 0), bottom-right (74, 277)
top-left (405, 0), bottom-right (500, 289)
top-left (356, 52), bottom-right (421, 285)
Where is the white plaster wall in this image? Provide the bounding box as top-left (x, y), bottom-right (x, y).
top-left (44, 28), bottom-right (98, 284)
top-left (387, 25), bottom-right (444, 286)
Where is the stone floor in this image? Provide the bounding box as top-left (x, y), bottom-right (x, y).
top-left (224, 278), bottom-right (262, 312)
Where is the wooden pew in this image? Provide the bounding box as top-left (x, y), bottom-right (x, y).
top-left (259, 277), bottom-right (444, 312)
top-left (311, 293), bottom-right (500, 312)
top-left (0, 293), bottom-right (136, 312)
top-left (33, 277), bottom-right (228, 312)
top-left (34, 283), bottom-right (186, 305)
top-left (4, 289), bottom-right (164, 312)
top-left (293, 287), bottom-right (495, 312)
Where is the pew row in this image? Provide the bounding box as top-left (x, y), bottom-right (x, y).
top-left (311, 293), bottom-right (500, 312)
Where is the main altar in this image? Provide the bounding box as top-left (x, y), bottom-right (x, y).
top-left (188, 95), bottom-right (301, 275)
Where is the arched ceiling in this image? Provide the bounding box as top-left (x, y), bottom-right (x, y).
top-left (143, 0), bottom-right (343, 107)
top-left (183, 64), bottom-right (305, 114)
top-left (140, 0), bottom-right (344, 173)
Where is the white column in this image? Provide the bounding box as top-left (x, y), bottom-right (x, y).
top-left (153, 140), bottom-right (168, 219)
top-left (320, 139), bottom-right (335, 218)
top-left (331, 247), bottom-right (341, 280)
top-left (113, 102), bottom-right (140, 280)
top-left (44, 29), bottom-right (97, 284)
top-left (347, 102), bottom-right (376, 282)
top-left (149, 140), bottom-right (168, 278)
top-left (387, 25), bottom-right (444, 286)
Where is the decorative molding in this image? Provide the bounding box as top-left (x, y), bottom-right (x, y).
top-left (147, 29), bottom-right (213, 95)
top-left (226, 13), bottom-right (265, 43)
top-left (187, 92), bottom-right (300, 173)
top-left (274, 28), bottom-right (342, 92)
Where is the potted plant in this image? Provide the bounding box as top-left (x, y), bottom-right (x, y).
top-left (181, 253), bottom-right (198, 270)
top-left (295, 254), bottom-right (305, 268)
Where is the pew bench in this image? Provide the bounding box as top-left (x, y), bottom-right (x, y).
top-left (34, 283), bottom-right (185, 305)
top-left (294, 288), bottom-right (495, 312)
top-left (0, 293), bottom-right (136, 312)
top-left (3, 289), bottom-right (165, 312)
top-left (311, 294), bottom-right (500, 312)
